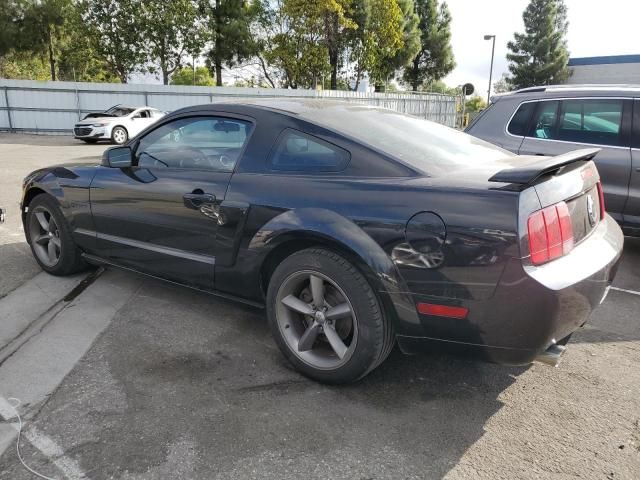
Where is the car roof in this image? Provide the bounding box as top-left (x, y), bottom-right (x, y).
top-left (492, 84), bottom-right (640, 103)
top-left (172, 97), bottom-right (380, 118)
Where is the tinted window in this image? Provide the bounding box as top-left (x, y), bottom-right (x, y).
top-left (297, 107), bottom-right (512, 176)
top-left (558, 99), bottom-right (624, 146)
top-left (135, 116), bottom-right (252, 171)
top-left (529, 101), bottom-right (559, 139)
top-left (507, 102), bottom-right (536, 136)
top-left (270, 130), bottom-right (350, 172)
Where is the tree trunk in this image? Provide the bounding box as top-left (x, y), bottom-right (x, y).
top-left (47, 26), bottom-right (56, 81)
top-left (162, 68), bottom-right (169, 85)
top-left (411, 57), bottom-right (420, 92)
top-left (258, 55), bottom-right (275, 88)
top-left (215, 61), bottom-right (222, 86)
top-left (329, 50), bottom-right (338, 90)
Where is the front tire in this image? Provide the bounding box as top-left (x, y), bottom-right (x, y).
top-left (26, 194), bottom-right (86, 276)
top-left (111, 126), bottom-right (128, 145)
top-left (267, 248), bottom-right (393, 384)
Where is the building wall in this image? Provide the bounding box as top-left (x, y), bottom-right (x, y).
top-left (567, 62), bottom-right (640, 84)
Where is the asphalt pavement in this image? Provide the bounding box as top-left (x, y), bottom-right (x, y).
top-left (0, 134), bottom-right (639, 480)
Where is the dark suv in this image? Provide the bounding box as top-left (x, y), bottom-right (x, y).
top-left (466, 85), bottom-right (640, 236)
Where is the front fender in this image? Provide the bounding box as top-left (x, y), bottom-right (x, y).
top-left (246, 207), bottom-right (420, 331)
top-left (22, 166), bottom-right (98, 248)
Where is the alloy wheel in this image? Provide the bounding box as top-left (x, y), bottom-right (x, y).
top-left (275, 270), bottom-right (358, 369)
top-left (113, 128), bottom-right (127, 144)
top-left (28, 206), bottom-right (62, 267)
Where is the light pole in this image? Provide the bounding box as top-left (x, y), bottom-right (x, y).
top-left (484, 35), bottom-right (496, 105)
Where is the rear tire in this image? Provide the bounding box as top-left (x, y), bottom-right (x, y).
top-left (25, 194), bottom-right (86, 276)
top-left (111, 126), bottom-right (128, 145)
top-left (266, 248), bottom-right (392, 384)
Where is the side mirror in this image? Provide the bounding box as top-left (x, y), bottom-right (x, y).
top-left (102, 146), bottom-right (132, 168)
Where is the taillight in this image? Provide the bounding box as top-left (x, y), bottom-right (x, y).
top-left (596, 181), bottom-right (605, 219)
top-left (527, 201), bottom-right (574, 265)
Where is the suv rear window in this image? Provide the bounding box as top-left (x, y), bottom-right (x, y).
top-left (507, 102), bottom-right (536, 136)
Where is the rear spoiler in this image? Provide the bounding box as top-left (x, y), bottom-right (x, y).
top-left (489, 148), bottom-right (600, 185)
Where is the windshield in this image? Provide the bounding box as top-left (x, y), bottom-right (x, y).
top-left (300, 106), bottom-right (514, 176)
top-left (104, 106), bottom-right (135, 117)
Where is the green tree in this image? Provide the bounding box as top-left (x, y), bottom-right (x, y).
top-left (493, 73), bottom-right (511, 94)
top-left (506, 0), bottom-right (570, 89)
top-left (465, 95), bottom-right (486, 113)
top-left (0, 1), bottom-right (24, 58)
top-left (171, 65), bottom-right (215, 85)
top-left (369, 0), bottom-right (420, 88)
top-left (202, 0), bottom-right (256, 87)
top-left (349, 0), bottom-right (404, 90)
top-left (81, 0), bottom-right (146, 83)
top-left (0, 50), bottom-right (51, 81)
top-left (257, 0), bottom-right (329, 89)
top-left (18, 0), bottom-right (71, 81)
top-left (140, 0), bottom-right (204, 85)
top-left (402, 0), bottom-right (455, 91)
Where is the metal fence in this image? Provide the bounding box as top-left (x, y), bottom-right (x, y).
top-left (0, 78), bottom-right (461, 134)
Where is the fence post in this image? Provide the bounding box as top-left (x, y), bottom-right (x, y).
top-left (144, 91), bottom-right (149, 107)
top-left (75, 85), bottom-right (81, 121)
top-left (3, 87), bottom-right (13, 132)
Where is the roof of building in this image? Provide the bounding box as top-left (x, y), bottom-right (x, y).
top-left (568, 55), bottom-right (640, 66)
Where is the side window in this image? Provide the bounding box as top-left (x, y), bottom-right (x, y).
top-left (634, 100), bottom-right (640, 149)
top-left (507, 102), bottom-right (536, 136)
top-left (528, 101), bottom-right (559, 139)
top-left (269, 129), bottom-right (350, 172)
top-left (134, 116), bottom-right (252, 171)
top-left (558, 99), bottom-right (624, 146)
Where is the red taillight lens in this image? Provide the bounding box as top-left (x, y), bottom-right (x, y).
top-left (417, 303), bottom-right (468, 319)
top-left (597, 181), bottom-right (605, 219)
top-left (527, 201), bottom-right (574, 265)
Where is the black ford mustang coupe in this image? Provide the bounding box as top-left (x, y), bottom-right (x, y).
top-left (21, 100), bottom-right (623, 383)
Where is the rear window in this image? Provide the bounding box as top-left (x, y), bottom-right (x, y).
top-left (507, 102), bottom-right (536, 136)
top-left (299, 106), bottom-right (513, 176)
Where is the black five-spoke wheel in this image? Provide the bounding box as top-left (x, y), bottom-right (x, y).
top-left (267, 248), bottom-right (394, 384)
top-left (276, 271), bottom-right (358, 369)
top-left (28, 205), bottom-right (62, 267)
top-left (26, 194), bottom-right (86, 276)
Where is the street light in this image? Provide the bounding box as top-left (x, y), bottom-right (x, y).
top-left (484, 34), bottom-right (496, 105)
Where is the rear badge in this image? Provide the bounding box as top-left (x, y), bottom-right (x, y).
top-left (586, 195), bottom-right (596, 227)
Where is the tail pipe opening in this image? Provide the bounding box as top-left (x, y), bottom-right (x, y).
top-left (535, 344), bottom-right (567, 367)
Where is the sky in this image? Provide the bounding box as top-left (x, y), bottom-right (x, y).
top-left (443, 0), bottom-right (637, 97)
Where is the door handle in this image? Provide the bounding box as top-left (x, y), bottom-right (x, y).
top-left (183, 192), bottom-right (216, 209)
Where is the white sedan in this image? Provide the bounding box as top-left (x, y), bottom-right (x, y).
top-left (73, 105), bottom-right (166, 145)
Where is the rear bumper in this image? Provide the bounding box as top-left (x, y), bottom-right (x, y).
top-left (395, 215), bottom-right (623, 364)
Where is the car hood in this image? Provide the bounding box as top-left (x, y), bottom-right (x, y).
top-left (75, 116), bottom-right (122, 125)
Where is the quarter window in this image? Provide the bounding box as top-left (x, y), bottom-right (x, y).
top-left (507, 102), bottom-right (536, 136)
top-left (558, 99), bottom-right (624, 146)
top-left (135, 116), bottom-right (252, 171)
top-left (269, 130), bottom-right (350, 172)
top-left (529, 101), bottom-right (560, 139)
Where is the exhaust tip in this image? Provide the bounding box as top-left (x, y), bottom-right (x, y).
top-left (535, 344), bottom-right (567, 367)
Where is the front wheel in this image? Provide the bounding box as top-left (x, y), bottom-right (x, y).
top-left (267, 248), bottom-right (393, 384)
top-left (26, 194), bottom-right (86, 275)
top-left (111, 126), bottom-right (128, 145)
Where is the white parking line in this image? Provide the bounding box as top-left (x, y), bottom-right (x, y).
top-left (609, 286), bottom-right (640, 297)
top-left (0, 396), bottom-right (87, 479)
